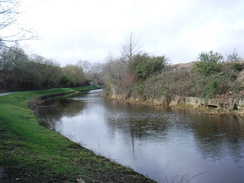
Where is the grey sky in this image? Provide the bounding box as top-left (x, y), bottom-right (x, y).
top-left (15, 0), bottom-right (244, 66)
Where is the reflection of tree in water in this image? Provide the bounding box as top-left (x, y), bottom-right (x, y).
top-left (191, 114), bottom-right (244, 162)
top-left (104, 98), bottom-right (244, 164)
top-left (37, 98), bottom-right (86, 129)
top-left (104, 99), bottom-right (177, 142)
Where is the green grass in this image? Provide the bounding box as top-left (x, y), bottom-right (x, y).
top-left (0, 87), bottom-right (155, 183)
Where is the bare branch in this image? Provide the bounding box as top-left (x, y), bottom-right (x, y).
top-left (0, 0), bottom-right (35, 43)
top-left (120, 32), bottom-right (142, 61)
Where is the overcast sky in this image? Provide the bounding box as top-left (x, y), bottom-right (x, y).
top-left (16, 0), bottom-right (244, 66)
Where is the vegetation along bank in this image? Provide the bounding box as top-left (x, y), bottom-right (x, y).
top-left (103, 50), bottom-right (244, 116)
top-left (0, 87), bottom-right (155, 183)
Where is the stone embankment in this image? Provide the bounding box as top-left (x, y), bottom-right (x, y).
top-left (167, 95), bottom-right (244, 114)
top-left (184, 96), bottom-right (244, 111)
top-left (108, 93), bottom-right (244, 116)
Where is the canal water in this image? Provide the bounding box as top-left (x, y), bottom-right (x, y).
top-left (38, 89), bottom-right (244, 183)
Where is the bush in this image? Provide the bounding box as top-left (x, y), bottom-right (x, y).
top-left (59, 76), bottom-right (69, 86)
top-left (104, 49), bottom-right (244, 101)
top-left (193, 74), bottom-right (221, 99)
top-left (129, 53), bottom-right (168, 80)
top-left (231, 62), bottom-right (244, 71)
top-left (193, 50), bottom-right (223, 76)
top-left (192, 67), bottom-right (244, 99)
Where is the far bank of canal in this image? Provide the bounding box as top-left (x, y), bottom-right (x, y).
top-left (38, 89), bottom-right (244, 183)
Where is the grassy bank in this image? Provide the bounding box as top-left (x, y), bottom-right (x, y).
top-left (0, 87), bottom-right (155, 183)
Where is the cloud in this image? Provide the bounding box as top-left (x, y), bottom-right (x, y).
top-left (18, 0), bottom-right (244, 65)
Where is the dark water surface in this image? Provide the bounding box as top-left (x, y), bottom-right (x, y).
top-left (39, 89), bottom-right (244, 183)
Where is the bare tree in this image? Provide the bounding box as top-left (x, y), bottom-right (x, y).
top-left (120, 32), bottom-right (142, 61)
top-left (103, 58), bottom-right (129, 85)
top-left (77, 60), bottom-right (91, 75)
top-left (226, 49), bottom-right (242, 63)
top-left (0, 0), bottom-right (35, 46)
top-left (0, 45), bottom-right (31, 89)
top-left (77, 60), bottom-right (103, 84)
top-left (0, 0), bottom-right (20, 30)
top-left (31, 54), bottom-right (62, 87)
top-left (0, 0), bottom-right (20, 43)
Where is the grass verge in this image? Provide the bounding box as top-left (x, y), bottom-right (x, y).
top-left (0, 87), bottom-right (155, 183)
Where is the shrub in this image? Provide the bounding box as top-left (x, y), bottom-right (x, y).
top-left (129, 53), bottom-right (168, 80)
top-left (59, 76), bottom-right (69, 86)
top-left (226, 50), bottom-right (244, 71)
top-left (193, 50), bottom-right (223, 76)
top-left (231, 62), bottom-right (244, 71)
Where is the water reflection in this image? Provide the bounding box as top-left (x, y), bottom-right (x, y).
top-left (192, 114), bottom-right (244, 166)
top-left (38, 98), bottom-right (86, 129)
top-left (38, 90), bottom-right (244, 183)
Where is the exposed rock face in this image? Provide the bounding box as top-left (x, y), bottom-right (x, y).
top-left (163, 95), bottom-right (244, 111)
top-left (107, 93), bottom-right (244, 115)
top-left (184, 96), bottom-right (243, 111)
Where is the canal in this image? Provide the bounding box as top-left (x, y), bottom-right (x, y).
top-left (38, 89), bottom-right (244, 183)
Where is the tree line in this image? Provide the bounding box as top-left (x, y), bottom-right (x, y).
top-left (0, 0), bottom-right (98, 91)
top-left (1, 28), bottom-right (243, 100)
top-left (1, 0), bottom-right (243, 98)
top-left (0, 44), bottom-right (103, 91)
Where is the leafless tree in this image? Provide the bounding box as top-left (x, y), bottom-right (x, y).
top-left (0, 0), bottom-right (20, 44)
top-left (226, 49), bottom-right (242, 63)
top-left (103, 58), bottom-right (129, 84)
top-left (31, 54), bottom-right (63, 87)
top-left (0, 0), bottom-right (35, 46)
top-left (120, 32), bottom-right (142, 61)
top-left (77, 60), bottom-right (103, 84)
top-left (0, 0), bottom-right (20, 30)
top-left (77, 60), bottom-right (91, 75)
